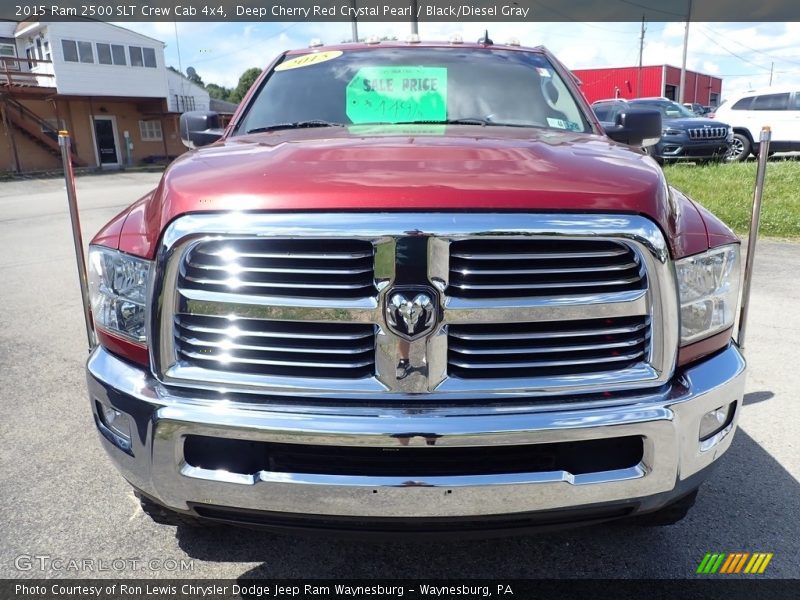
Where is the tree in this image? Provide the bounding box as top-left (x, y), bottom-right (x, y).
top-left (230, 68), bottom-right (263, 103)
top-left (206, 83), bottom-right (233, 102)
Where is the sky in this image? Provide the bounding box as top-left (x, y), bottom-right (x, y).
top-left (121, 20), bottom-right (800, 100)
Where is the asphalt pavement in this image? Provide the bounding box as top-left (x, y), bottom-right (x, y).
top-left (1, 172), bottom-right (798, 579)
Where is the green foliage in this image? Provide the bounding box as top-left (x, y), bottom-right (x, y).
top-left (230, 68), bottom-right (263, 103)
top-left (663, 160), bottom-right (800, 239)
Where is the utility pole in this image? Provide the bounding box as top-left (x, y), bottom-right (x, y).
top-left (679, 0), bottom-right (692, 103)
top-left (350, 0), bottom-right (358, 42)
top-left (769, 62), bottom-right (774, 86)
top-left (410, 0), bottom-right (418, 34)
top-left (637, 15), bottom-right (646, 98)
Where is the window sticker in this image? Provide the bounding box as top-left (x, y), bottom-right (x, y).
top-left (346, 67), bottom-right (448, 124)
top-left (274, 50), bottom-right (343, 72)
top-left (547, 117), bottom-right (582, 131)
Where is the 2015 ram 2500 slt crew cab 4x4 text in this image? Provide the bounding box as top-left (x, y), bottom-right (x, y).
top-left (85, 41), bottom-right (745, 534)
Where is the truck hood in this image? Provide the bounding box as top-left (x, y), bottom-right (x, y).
top-left (114, 126), bottom-right (707, 257)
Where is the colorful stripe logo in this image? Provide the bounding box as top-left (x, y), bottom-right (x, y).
top-left (696, 552), bottom-right (773, 574)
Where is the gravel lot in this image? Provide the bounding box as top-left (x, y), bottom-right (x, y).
top-left (1, 172), bottom-right (798, 579)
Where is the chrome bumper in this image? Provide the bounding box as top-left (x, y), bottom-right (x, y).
top-left (86, 344), bottom-right (745, 520)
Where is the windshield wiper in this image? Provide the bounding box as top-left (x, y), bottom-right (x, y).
top-left (246, 120), bottom-right (344, 134)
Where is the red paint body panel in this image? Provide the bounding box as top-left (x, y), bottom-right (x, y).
top-left (111, 127), bottom-right (688, 259)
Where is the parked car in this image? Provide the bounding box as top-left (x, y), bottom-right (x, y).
top-left (593, 98), bottom-right (733, 164)
top-left (683, 102), bottom-right (709, 115)
top-left (712, 86), bottom-right (800, 161)
top-left (85, 41), bottom-right (745, 534)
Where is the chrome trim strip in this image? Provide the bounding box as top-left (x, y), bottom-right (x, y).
top-left (150, 213), bottom-right (678, 399)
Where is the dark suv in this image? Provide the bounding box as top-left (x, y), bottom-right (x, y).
top-left (593, 98), bottom-right (733, 164)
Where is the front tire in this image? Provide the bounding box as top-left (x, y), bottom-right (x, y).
top-left (727, 133), bottom-right (751, 162)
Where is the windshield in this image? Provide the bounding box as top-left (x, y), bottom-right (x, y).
top-left (631, 100), bottom-right (697, 119)
top-left (234, 48), bottom-right (592, 134)
top-left (592, 103), bottom-right (624, 122)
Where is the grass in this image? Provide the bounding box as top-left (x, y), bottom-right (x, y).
top-left (662, 160), bottom-right (800, 239)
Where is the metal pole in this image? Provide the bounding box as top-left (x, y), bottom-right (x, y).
top-left (410, 0), bottom-right (418, 34)
top-left (58, 130), bottom-right (95, 349)
top-left (737, 126), bottom-right (771, 352)
top-left (637, 15), bottom-right (645, 98)
top-left (679, 0), bottom-right (692, 104)
top-left (350, 0), bottom-right (358, 42)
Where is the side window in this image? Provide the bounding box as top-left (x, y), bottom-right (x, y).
top-left (792, 93), bottom-right (800, 111)
top-left (732, 96), bottom-right (754, 110)
top-left (61, 39), bottom-right (78, 62)
top-left (751, 93), bottom-right (790, 111)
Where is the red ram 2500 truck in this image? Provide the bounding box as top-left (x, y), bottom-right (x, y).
top-left (85, 41), bottom-right (745, 534)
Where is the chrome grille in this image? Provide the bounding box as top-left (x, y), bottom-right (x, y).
top-left (154, 213), bottom-right (678, 401)
top-left (448, 316), bottom-right (650, 379)
top-left (448, 239), bottom-right (645, 298)
top-left (687, 127), bottom-right (727, 140)
top-left (174, 314), bottom-right (375, 378)
top-left (180, 239), bottom-right (375, 299)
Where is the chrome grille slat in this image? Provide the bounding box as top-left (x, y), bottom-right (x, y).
top-left (449, 322), bottom-right (648, 341)
top-left (195, 248), bottom-right (373, 260)
top-left (449, 350), bottom-right (645, 369)
top-left (454, 261), bottom-right (640, 276)
top-left (176, 336), bottom-right (375, 355)
top-left (448, 238), bottom-right (646, 299)
top-left (449, 336), bottom-right (647, 355)
top-left (186, 262), bottom-right (373, 275)
top-left (450, 275), bottom-right (643, 291)
top-left (182, 274), bottom-right (372, 290)
top-left (448, 316), bottom-right (651, 379)
top-left (180, 238), bottom-right (376, 300)
top-left (178, 349), bottom-right (374, 369)
top-left (178, 321), bottom-right (374, 341)
top-left (451, 248), bottom-right (629, 260)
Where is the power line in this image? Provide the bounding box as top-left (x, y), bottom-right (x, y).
top-left (615, 0), bottom-right (687, 18)
top-left (695, 24), bottom-right (800, 69)
top-left (693, 27), bottom-right (773, 73)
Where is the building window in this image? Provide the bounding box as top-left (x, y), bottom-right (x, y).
top-left (43, 41), bottom-right (50, 61)
top-left (129, 46), bottom-right (144, 67)
top-left (0, 43), bottom-right (17, 69)
top-left (110, 44), bottom-right (125, 65)
top-left (139, 120), bottom-right (163, 141)
top-left (96, 43), bottom-right (112, 65)
top-left (143, 47), bottom-right (156, 68)
top-left (174, 95), bottom-right (196, 112)
top-left (61, 39), bottom-right (78, 62)
top-left (77, 41), bottom-right (93, 63)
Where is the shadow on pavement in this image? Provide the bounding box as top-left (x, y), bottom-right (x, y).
top-left (174, 429), bottom-right (799, 578)
top-left (743, 391), bottom-right (775, 406)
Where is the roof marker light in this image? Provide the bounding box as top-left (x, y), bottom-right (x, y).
top-left (506, 37), bottom-right (521, 46)
top-left (308, 38), bottom-right (323, 48)
top-left (366, 35), bottom-right (381, 44)
top-left (406, 33), bottom-right (421, 43)
top-left (449, 33), bottom-right (464, 44)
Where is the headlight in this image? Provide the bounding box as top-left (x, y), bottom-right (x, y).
top-left (88, 246), bottom-right (150, 342)
top-left (663, 128), bottom-right (683, 136)
top-left (675, 244), bottom-right (741, 344)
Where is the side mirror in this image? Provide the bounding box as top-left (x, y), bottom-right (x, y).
top-left (605, 109), bottom-right (662, 147)
top-left (180, 111), bottom-right (223, 149)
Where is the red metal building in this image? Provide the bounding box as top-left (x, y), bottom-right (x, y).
top-left (572, 65), bottom-right (723, 106)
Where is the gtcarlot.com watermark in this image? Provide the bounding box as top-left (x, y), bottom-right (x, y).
top-left (14, 554), bottom-right (194, 573)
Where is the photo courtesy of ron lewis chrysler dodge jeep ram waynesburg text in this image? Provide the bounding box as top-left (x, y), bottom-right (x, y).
top-left (85, 40), bottom-right (745, 534)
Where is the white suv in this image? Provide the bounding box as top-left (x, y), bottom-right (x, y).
top-left (713, 86), bottom-right (800, 161)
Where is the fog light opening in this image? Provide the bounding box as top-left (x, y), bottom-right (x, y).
top-left (96, 400), bottom-right (132, 444)
top-left (699, 401), bottom-right (736, 443)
